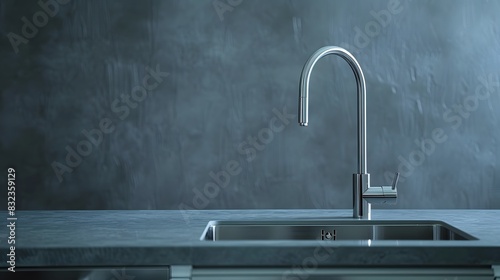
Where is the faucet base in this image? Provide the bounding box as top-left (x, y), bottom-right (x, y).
top-left (353, 173), bottom-right (370, 219)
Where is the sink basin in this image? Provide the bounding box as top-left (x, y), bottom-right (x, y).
top-left (201, 220), bottom-right (477, 241)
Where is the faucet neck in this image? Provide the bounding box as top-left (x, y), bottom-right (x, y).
top-left (298, 46), bottom-right (367, 174)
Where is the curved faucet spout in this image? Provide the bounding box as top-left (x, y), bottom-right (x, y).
top-left (298, 46), bottom-right (367, 175)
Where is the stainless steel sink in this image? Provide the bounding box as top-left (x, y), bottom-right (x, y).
top-left (201, 220), bottom-right (477, 241)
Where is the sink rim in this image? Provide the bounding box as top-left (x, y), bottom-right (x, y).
top-left (200, 219), bottom-right (478, 241)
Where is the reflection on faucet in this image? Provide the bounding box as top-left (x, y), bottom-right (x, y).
top-left (298, 46), bottom-right (398, 220)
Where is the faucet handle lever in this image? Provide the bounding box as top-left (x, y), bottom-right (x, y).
top-left (392, 172), bottom-right (400, 190)
top-left (362, 172), bottom-right (399, 205)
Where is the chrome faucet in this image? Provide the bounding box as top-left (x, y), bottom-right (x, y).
top-left (298, 46), bottom-right (399, 220)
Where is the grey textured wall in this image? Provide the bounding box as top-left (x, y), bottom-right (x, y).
top-left (0, 0), bottom-right (499, 210)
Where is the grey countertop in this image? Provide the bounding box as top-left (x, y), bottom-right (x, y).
top-left (1, 209), bottom-right (499, 267)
